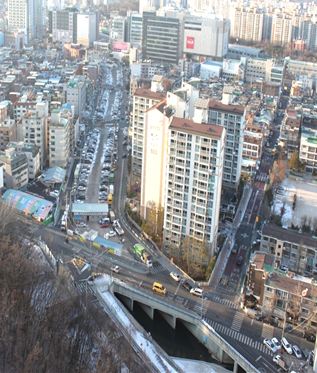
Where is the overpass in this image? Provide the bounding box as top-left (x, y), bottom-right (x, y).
top-left (93, 275), bottom-right (260, 373)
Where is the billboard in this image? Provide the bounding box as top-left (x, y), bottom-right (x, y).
top-left (186, 36), bottom-right (194, 49)
top-left (113, 42), bottom-right (129, 52)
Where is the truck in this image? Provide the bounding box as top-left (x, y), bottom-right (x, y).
top-left (273, 355), bottom-right (289, 371)
top-left (108, 211), bottom-right (115, 223)
top-left (113, 220), bottom-right (124, 236)
top-left (133, 244), bottom-right (152, 267)
top-left (109, 184), bottom-right (114, 195)
top-left (142, 252), bottom-right (152, 267)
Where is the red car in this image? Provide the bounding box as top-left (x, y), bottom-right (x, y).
top-left (100, 222), bottom-right (110, 228)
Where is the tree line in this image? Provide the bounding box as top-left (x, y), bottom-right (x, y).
top-left (0, 204), bottom-right (146, 372)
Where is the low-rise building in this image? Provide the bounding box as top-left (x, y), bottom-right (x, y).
top-left (7, 141), bottom-right (40, 179)
top-left (246, 251), bottom-right (317, 329)
top-left (300, 119), bottom-right (317, 173)
top-left (260, 223), bottom-right (317, 275)
top-left (280, 106), bottom-right (301, 158)
top-left (0, 146), bottom-right (28, 189)
top-left (0, 117), bottom-right (17, 151)
top-left (200, 61), bottom-right (222, 80)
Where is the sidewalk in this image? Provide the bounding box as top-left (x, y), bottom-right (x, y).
top-left (207, 184), bottom-right (253, 291)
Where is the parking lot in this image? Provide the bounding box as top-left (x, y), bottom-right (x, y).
top-left (68, 59), bottom-right (130, 247)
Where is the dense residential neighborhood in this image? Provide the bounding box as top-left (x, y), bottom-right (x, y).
top-left (1, 0), bottom-right (317, 372)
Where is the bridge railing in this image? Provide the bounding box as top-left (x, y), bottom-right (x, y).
top-left (202, 320), bottom-right (260, 373)
top-left (112, 278), bottom-right (200, 319)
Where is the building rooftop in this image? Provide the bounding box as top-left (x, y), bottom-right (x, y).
top-left (134, 88), bottom-right (167, 100)
top-left (169, 117), bottom-right (224, 138)
top-left (194, 98), bottom-right (209, 109)
top-left (262, 223), bottom-right (317, 248)
top-left (208, 100), bottom-right (245, 116)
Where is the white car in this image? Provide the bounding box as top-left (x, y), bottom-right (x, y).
top-left (77, 222), bottom-right (87, 228)
top-left (110, 265), bottom-right (120, 274)
top-left (263, 338), bottom-right (277, 353)
top-left (190, 288), bottom-right (203, 297)
top-left (292, 345), bottom-right (302, 359)
top-left (170, 272), bottom-right (181, 282)
top-left (50, 190), bottom-right (60, 198)
top-left (272, 337), bottom-right (281, 350)
top-left (108, 230), bottom-right (116, 237)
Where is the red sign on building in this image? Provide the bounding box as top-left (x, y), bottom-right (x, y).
top-left (186, 36), bottom-right (194, 49)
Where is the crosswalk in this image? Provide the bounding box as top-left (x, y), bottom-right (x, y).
top-left (203, 317), bottom-right (273, 356)
top-left (261, 323), bottom-right (274, 340)
top-left (231, 311), bottom-right (244, 332)
top-left (209, 294), bottom-right (238, 309)
top-left (193, 299), bottom-right (210, 316)
top-left (150, 265), bottom-right (166, 274)
top-left (44, 227), bottom-right (66, 237)
top-left (74, 281), bottom-right (95, 295)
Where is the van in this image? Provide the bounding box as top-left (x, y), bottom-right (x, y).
top-left (281, 337), bottom-right (293, 354)
top-left (152, 282), bottom-right (167, 295)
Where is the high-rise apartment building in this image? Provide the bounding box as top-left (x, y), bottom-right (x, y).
top-left (131, 83), bottom-right (166, 182)
top-left (8, 0), bottom-right (46, 41)
top-left (208, 89), bottom-right (245, 190)
top-left (231, 8), bottom-right (263, 42)
top-left (271, 14), bottom-right (292, 46)
top-left (301, 21), bottom-right (317, 51)
top-left (142, 11), bottom-right (182, 64)
top-left (164, 118), bottom-right (225, 256)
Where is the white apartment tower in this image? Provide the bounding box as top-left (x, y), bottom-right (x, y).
top-left (164, 118), bottom-right (225, 256)
top-left (131, 84), bottom-right (166, 182)
top-left (48, 108), bottom-right (71, 168)
top-left (8, 0), bottom-right (46, 41)
top-left (271, 14), bottom-right (292, 46)
top-left (208, 88), bottom-right (245, 190)
top-left (231, 8), bottom-right (263, 42)
top-left (64, 76), bottom-right (86, 119)
top-left (22, 102), bottom-right (48, 167)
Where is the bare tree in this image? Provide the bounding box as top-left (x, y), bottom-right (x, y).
top-left (269, 155), bottom-right (286, 194)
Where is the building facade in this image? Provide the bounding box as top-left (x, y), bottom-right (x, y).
top-left (0, 146), bottom-right (28, 189)
top-left (48, 108), bottom-right (71, 168)
top-left (208, 93), bottom-right (245, 190)
top-left (22, 102), bottom-right (48, 166)
top-left (142, 11), bottom-right (182, 64)
top-left (183, 15), bottom-right (229, 59)
top-left (164, 118), bottom-right (225, 256)
top-left (131, 86), bottom-right (166, 181)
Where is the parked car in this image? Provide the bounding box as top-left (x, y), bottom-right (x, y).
top-left (281, 337), bottom-right (292, 354)
top-left (263, 338), bottom-right (277, 353)
top-left (272, 337), bottom-right (281, 350)
top-left (108, 230), bottom-right (116, 237)
top-left (293, 345), bottom-right (302, 359)
top-left (237, 256), bottom-right (243, 266)
top-left (304, 329), bottom-right (316, 342)
top-left (77, 222), bottom-right (87, 228)
top-left (301, 348), bottom-right (309, 360)
top-left (100, 222), bottom-right (110, 228)
top-left (170, 272), bottom-right (181, 282)
top-left (232, 244), bottom-right (238, 254)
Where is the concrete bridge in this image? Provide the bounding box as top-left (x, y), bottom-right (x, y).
top-left (109, 279), bottom-right (260, 373)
